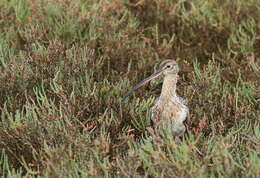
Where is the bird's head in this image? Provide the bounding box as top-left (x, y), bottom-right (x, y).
top-left (121, 59), bottom-right (179, 102)
top-left (159, 59), bottom-right (179, 75)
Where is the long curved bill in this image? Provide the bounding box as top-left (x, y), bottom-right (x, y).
top-left (121, 69), bottom-right (164, 102)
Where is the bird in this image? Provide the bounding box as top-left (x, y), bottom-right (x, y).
top-left (121, 59), bottom-right (189, 136)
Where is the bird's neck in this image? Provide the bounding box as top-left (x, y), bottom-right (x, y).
top-left (159, 74), bottom-right (178, 102)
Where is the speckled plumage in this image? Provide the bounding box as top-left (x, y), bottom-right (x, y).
top-left (122, 60), bottom-right (189, 136)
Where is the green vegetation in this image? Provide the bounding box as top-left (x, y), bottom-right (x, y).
top-left (0, 0), bottom-right (259, 177)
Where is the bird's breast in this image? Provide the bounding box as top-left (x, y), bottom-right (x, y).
top-left (151, 99), bottom-right (188, 124)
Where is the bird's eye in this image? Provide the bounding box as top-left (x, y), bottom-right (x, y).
top-left (166, 65), bottom-right (171, 68)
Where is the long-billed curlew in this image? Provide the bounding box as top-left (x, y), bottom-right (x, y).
top-left (121, 60), bottom-right (189, 136)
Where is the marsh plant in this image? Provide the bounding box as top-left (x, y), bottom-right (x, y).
top-left (0, 0), bottom-right (259, 177)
